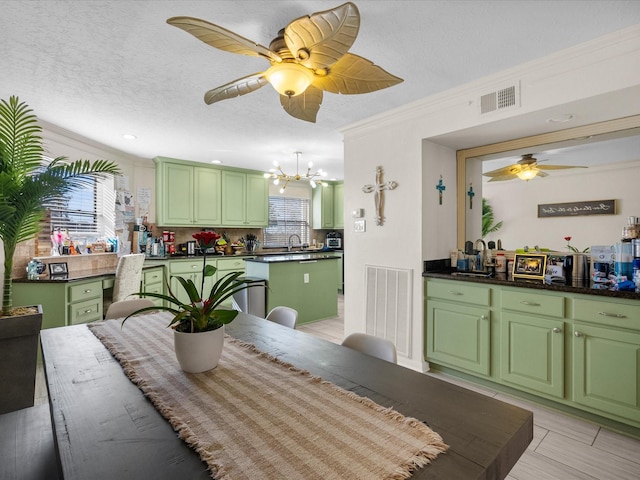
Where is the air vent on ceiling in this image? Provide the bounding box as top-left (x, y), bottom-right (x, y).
top-left (479, 83), bottom-right (519, 115)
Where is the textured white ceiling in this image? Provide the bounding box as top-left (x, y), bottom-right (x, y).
top-left (1, 0), bottom-right (639, 179)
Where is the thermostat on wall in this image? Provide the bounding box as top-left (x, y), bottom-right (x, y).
top-left (352, 208), bottom-right (364, 218)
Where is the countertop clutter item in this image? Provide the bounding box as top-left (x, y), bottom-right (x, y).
top-left (326, 231), bottom-right (342, 248)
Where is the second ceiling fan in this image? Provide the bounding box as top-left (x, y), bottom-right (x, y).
top-left (483, 154), bottom-right (587, 182)
top-left (167, 2), bottom-right (403, 122)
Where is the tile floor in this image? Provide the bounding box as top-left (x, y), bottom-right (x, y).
top-left (298, 294), bottom-right (640, 480)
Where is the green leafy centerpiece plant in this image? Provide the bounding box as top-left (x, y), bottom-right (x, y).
top-left (123, 230), bottom-right (260, 372)
top-left (0, 96), bottom-right (120, 413)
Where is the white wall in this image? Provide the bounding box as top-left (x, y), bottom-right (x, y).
top-left (341, 25), bottom-right (640, 370)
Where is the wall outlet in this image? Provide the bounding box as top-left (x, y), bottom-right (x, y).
top-left (303, 273), bottom-right (309, 283)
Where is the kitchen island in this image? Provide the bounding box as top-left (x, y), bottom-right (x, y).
top-left (245, 253), bottom-right (340, 324)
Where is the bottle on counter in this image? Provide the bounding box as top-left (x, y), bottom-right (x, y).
top-left (495, 252), bottom-right (507, 273)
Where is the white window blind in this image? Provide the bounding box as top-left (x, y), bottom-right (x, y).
top-left (263, 196), bottom-right (310, 247)
top-left (47, 179), bottom-right (98, 232)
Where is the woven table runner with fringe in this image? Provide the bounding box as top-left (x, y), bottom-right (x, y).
top-left (89, 313), bottom-right (448, 480)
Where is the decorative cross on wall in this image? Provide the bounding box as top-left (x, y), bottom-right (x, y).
top-left (467, 182), bottom-right (475, 209)
top-left (435, 175), bottom-right (446, 205)
top-left (362, 166), bottom-right (398, 226)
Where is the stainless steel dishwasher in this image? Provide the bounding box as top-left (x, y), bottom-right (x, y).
top-left (231, 277), bottom-right (266, 317)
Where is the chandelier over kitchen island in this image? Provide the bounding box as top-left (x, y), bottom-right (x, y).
top-left (264, 151), bottom-right (327, 193)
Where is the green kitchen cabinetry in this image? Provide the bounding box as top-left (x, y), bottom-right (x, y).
top-left (425, 280), bottom-right (491, 376)
top-left (333, 182), bottom-right (344, 229)
top-left (221, 171), bottom-right (268, 227)
top-left (571, 297), bottom-right (640, 425)
top-left (155, 159), bottom-right (222, 226)
top-left (168, 258), bottom-right (215, 305)
top-left (245, 257), bottom-right (339, 324)
top-left (13, 277), bottom-right (108, 329)
top-left (500, 312), bottom-right (565, 398)
top-left (424, 277), bottom-right (640, 430)
top-left (142, 265), bottom-right (165, 307)
top-left (215, 256), bottom-right (251, 307)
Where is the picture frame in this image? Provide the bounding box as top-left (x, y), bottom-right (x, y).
top-left (49, 262), bottom-right (68, 276)
top-left (512, 253), bottom-right (547, 281)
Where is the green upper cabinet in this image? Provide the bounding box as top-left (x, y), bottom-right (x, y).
top-left (155, 159), bottom-right (221, 226)
top-left (333, 182), bottom-right (344, 229)
top-left (313, 181), bottom-right (343, 229)
top-left (154, 157), bottom-right (267, 228)
top-left (221, 171), bottom-right (268, 227)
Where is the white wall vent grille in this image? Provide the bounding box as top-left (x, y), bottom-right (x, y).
top-left (364, 264), bottom-right (412, 358)
top-left (479, 83), bottom-right (519, 114)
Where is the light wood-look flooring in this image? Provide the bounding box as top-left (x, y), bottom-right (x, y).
top-left (299, 294), bottom-right (640, 480)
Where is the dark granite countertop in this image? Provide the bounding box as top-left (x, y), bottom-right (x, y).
top-left (245, 253), bottom-right (340, 263)
top-left (13, 264), bottom-right (159, 284)
top-left (423, 270), bottom-right (640, 301)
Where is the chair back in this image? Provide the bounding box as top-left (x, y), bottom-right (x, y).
top-left (265, 306), bottom-right (298, 329)
top-left (105, 299), bottom-right (156, 320)
top-left (341, 333), bottom-right (397, 363)
top-left (112, 253), bottom-right (146, 302)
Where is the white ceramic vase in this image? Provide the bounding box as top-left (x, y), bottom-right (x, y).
top-left (173, 325), bottom-right (225, 373)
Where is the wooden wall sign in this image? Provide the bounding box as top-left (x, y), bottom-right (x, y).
top-left (537, 199), bottom-right (616, 218)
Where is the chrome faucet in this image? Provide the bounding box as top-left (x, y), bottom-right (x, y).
top-left (288, 234), bottom-right (301, 252)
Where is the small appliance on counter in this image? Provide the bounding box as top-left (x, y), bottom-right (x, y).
top-left (326, 231), bottom-right (342, 249)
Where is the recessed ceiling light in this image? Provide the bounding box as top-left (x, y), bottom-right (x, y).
top-left (546, 114), bottom-right (574, 124)
top-left (210, 160), bottom-right (222, 164)
top-left (122, 134), bottom-right (137, 140)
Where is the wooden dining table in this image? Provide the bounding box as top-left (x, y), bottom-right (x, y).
top-left (40, 313), bottom-right (532, 480)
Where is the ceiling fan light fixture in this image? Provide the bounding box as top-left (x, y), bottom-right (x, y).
top-left (265, 62), bottom-right (314, 97)
top-left (516, 168), bottom-right (539, 181)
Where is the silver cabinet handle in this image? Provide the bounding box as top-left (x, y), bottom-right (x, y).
top-left (299, 260), bottom-right (317, 264)
top-left (480, 315), bottom-right (488, 321)
top-left (192, 265), bottom-right (198, 269)
top-left (552, 327), bottom-right (562, 333)
top-left (84, 289), bottom-right (92, 293)
top-left (574, 331), bottom-right (583, 337)
top-left (520, 301), bottom-right (540, 306)
top-left (84, 309), bottom-right (92, 314)
top-left (447, 291), bottom-right (463, 296)
top-left (598, 311), bottom-right (627, 318)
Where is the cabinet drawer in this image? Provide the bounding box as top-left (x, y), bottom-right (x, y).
top-left (68, 280), bottom-right (102, 302)
top-left (69, 298), bottom-right (103, 325)
top-left (501, 288), bottom-right (564, 318)
top-left (169, 260), bottom-right (204, 274)
top-left (216, 258), bottom-right (246, 271)
top-left (143, 268), bottom-right (164, 285)
top-left (427, 280), bottom-right (490, 306)
top-left (572, 297), bottom-right (640, 328)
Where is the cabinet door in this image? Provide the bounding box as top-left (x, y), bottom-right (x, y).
top-left (500, 312), bottom-right (564, 398)
top-left (572, 323), bottom-right (640, 424)
top-left (425, 300), bottom-right (491, 375)
top-left (160, 163), bottom-right (194, 226)
top-left (312, 184), bottom-right (334, 229)
top-left (221, 171), bottom-right (246, 226)
top-left (194, 167), bottom-right (221, 225)
top-left (333, 182), bottom-right (344, 229)
top-left (245, 173), bottom-right (268, 226)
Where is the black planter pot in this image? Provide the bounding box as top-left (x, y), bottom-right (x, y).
top-left (0, 305), bottom-right (43, 415)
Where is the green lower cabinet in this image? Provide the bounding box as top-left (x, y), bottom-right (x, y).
top-left (426, 300), bottom-right (490, 376)
top-left (500, 313), bottom-right (564, 398)
top-left (142, 266), bottom-right (165, 307)
top-left (572, 322), bottom-right (640, 424)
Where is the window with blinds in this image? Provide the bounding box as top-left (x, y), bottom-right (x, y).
top-left (263, 196), bottom-right (310, 247)
top-left (47, 179), bottom-right (98, 232)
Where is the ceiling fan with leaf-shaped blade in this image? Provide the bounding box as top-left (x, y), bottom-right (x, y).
top-left (482, 154), bottom-right (587, 182)
top-left (167, 2), bottom-right (403, 122)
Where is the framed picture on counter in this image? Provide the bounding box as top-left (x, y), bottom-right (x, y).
top-left (49, 262), bottom-right (68, 277)
top-left (512, 253), bottom-right (547, 281)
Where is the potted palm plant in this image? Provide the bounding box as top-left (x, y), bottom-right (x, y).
top-left (122, 231), bottom-right (262, 373)
top-left (0, 96), bottom-right (120, 413)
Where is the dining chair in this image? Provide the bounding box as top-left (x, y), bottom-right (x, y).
top-left (341, 333), bottom-right (398, 363)
top-left (265, 306), bottom-right (298, 329)
top-left (112, 253), bottom-right (146, 303)
top-left (105, 299), bottom-right (156, 320)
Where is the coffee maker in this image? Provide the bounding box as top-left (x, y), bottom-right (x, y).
top-left (326, 231), bottom-right (342, 249)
